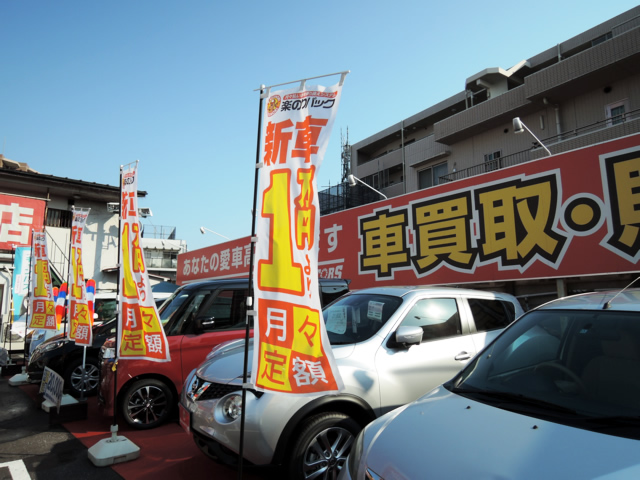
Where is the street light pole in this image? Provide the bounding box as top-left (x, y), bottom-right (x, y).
top-left (348, 174), bottom-right (388, 199)
top-left (513, 117), bottom-right (552, 156)
top-left (199, 226), bottom-right (230, 241)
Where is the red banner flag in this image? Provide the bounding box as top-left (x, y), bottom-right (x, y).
top-left (28, 231), bottom-right (56, 330)
top-left (117, 162), bottom-right (170, 362)
top-left (67, 208), bottom-right (92, 346)
top-left (252, 76), bottom-right (346, 394)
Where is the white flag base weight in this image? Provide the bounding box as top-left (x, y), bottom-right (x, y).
top-left (88, 424), bottom-right (140, 467)
top-left (8, 367), bottom-right (29, 386)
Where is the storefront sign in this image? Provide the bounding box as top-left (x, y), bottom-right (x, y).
top-left (179, 135), bottom-right (640, 290)
top-left (0, 194), bottom-right (45, 250)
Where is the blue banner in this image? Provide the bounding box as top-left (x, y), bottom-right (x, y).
top-left (12, 246), bottom-right (31, 323)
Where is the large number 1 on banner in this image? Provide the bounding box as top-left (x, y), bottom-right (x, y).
top-left (258, 169), bottom-right (304, 296)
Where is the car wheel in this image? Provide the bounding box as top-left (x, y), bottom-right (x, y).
top-left (120, 379), bottom-right (174, 429)
top-left (289, 412), bottom-right (360, 480)
top-left (64, 357), bottom-right (100, 397)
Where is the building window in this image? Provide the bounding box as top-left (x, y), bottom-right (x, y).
top-left (484, 151), bottom-right (501, 172)
top-left (606, 100), bottom-right (628, 126)
top-left (45, 208), bottom-right (72, 228)
top-left (362, 170), bottom-right (390, 190)
top-left (144, 250), bottom-right (178, 269)
top-left (418, 162), bottom-right (448, 189)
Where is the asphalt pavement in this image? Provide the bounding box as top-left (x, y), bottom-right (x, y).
top-left (0, 365), bottom-right (278, 480)
top-left (0, 366), bottom-right (122, 480)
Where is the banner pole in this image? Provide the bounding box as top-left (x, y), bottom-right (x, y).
top-left (80, 345), bottom-right (87, 402)
top-left (23, 231), bottom-right (35, 364)
top-left (63, 212), bottom-right (73, 339)
top-left (238, 84), bottom-right (265, 480)
top-left (87, 164), bottom-right (139, 468)
top-left (112, 166), bottom-right (124, 427)
top-left (6, 245), bottom-right (15, 355)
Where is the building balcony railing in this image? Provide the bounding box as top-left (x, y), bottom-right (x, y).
top-left (544, 108), bottom-right (640, 145)
top-left (440, 150), bottom-right (532, 183)
top-left (440, 109), bottom-right (640, 183)
top-left (142, 225), bottom-right (177, 240)
top-left (145, 257), bottom-right (178, 269)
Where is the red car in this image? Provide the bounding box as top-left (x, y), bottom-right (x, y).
top-left (97, 277), bottom-right (349, 429)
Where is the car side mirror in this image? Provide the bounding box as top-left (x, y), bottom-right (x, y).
top-left (393, 326), bottom-right (423, 349)
top-left (194, 316), bottom-right (216, 334)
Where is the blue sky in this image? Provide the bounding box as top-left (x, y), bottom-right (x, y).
top-left (2, 1), bottom-right (638, 252)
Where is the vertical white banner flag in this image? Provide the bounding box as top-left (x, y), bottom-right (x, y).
top-left (28, 231), bottom-right (56, 330)
top-left (67, 208), bottom-right (92, 346)
top-left (252, 78), bottom-right (346, 394)
top-left (118, 162), bottom-right (170, 362)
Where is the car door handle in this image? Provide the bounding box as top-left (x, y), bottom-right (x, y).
top-left (455, 352), bottom-right (472, 361)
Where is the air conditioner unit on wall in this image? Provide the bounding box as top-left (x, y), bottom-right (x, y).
top-left (106, 202), bottom-right (119, 213)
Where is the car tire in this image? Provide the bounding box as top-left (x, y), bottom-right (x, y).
top-left (120, 379), bottom-right (174, 430)
top-left (63, 356), bottom-right (100, 397)
top-left (288, 412), bottom-right (360, 480)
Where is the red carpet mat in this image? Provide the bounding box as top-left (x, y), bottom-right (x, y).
top-left (20, 383), bottom-right (263, 480)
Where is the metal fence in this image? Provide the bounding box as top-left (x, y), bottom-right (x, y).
top-left (319, 182), bottom-right (383, 215)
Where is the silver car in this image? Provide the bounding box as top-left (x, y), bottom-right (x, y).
top-left (339, 289), bottom-right (640, 480)
top-left (179, 286), bottom-right (524, 479)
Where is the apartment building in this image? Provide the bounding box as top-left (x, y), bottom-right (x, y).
top-left (350, 7), bottom-right (640, 200)
top-left (336, 7), bottom-right (640, 306)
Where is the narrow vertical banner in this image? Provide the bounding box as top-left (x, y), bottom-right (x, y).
top-left (252, 77), bottom-right (346, 394)
top-left (12, 247), bottom-right (32, 323)
top-left (28, 231), bottom-right (56, 330)
top-left (67, 208), bottom-right (92, 347)
top-left (118, 162), bottom-right (170, 362)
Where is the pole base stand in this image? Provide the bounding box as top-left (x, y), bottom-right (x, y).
top-left (8, 367), bottom-right (29, 386)
top-left (88, 425), bottom-right (140, 467)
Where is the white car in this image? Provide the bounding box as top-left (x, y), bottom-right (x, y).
top-left (180, 286), bottom-right (524, 479)
top-left (340, 289), bottom-right (640, 480)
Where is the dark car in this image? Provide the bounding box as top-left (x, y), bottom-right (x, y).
top-left (27, 318), bottom-right (117, 397)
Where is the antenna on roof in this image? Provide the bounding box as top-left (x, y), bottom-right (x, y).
top-left (603, 275), bottom-right (640, 309)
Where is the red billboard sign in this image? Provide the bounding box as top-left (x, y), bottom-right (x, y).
top-left (179, 134), bottom-right (640, 290)
top-left (0, 194), bottom-right (46, 250)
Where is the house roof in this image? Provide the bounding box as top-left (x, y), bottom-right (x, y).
top-left (0, 155), bottom-right (147, 202)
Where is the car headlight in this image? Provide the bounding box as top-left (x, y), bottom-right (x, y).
top-left (39, 340), bottom-right (66, 353)
top-left (221, 393), bottom-right (243, 421)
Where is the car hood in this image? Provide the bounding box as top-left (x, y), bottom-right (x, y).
top-left (195, 339), bottom-right (356, 384)
top-left (361, 387), bottom-right (640, 480)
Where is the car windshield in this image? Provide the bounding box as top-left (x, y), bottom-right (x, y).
top-left (158, 288), bottom-right (191, 326)
top-left (323, 293), bottom-right (403, 344)
top-left (450, 309), bottom-right (640, 426)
